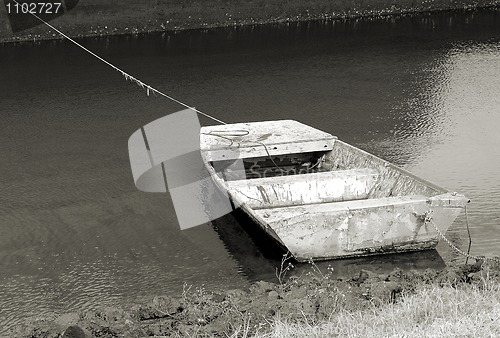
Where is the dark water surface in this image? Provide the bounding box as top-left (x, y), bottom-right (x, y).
top-left (1, 8), bottom-right (500, 333)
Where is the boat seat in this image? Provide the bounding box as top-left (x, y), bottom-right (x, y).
top-left (226, 168), bottom-right (379, 209)
top-left (253, 195), bottom-right (430, 223)
top-left (201, 120), bottom-right (336, 161)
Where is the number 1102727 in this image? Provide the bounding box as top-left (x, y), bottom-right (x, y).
top-left (5, 2), bottom-right (63, 15)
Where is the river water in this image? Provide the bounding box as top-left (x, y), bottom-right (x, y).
top-left (1, 8), bottom-right (500, 333)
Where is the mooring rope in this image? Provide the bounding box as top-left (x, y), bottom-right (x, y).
top-left (17, 0), bottom-right (227, 125)
top-left (200, 130), bottom-right (249, 148)
top-left (425, 207), bottom-right (500, 266)
top-left (18, 1), bottom-right (300, 170)
top-left (201, 130), bottom-right (285, 171)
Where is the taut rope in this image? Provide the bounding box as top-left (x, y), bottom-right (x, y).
top-left (15, 0), bottom-right (227, 125)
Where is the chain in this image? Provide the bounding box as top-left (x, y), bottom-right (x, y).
top-left (423, 210), bottom-right (500, 266)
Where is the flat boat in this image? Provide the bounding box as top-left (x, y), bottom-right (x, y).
top-left (200, 120), bottom-right (468, 261)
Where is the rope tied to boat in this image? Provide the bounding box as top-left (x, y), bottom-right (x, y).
top-left (200, 130), bottom-right (249, 149)
top-left (423, 206), bottom-right (500, 266)
top-left (21, 3), bottom-right (297, 172)
top-left (16, 0), bottom-right (227, 125)
top-left (201, 130), bottom-right (287, 171)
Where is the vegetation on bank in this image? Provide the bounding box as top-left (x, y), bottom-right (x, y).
top-left (259, 274), bottom-right (500, 337)
top-left (1, 0), bottom-right (500, 42)
top-left (11, 258), bottom-right (500, 337)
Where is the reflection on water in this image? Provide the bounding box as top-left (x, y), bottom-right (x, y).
top-left (1, 7), bottom-right (500, 333)
top-left (404, 41), bottom-right (500, 258)
top-left (366, 40), bottom-right (500, 260)
top-left (213, 210), bottom-right (447, 283)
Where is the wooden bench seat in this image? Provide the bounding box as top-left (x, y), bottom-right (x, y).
top-left (201, 120), bottom-right (336, 161)
top-left (227, 168), bottom-right (379, 209)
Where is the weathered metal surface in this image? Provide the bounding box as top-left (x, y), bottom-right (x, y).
top-left (227, 169), bottom-right (379, 209)
top-left (201, 119), bottom-right (469, 261)
top-left (200, 120), bottom-right (336, 161)
top-left (324, 140), bottom-right (445, 198)
top-left (252, 195), bottom-right (465, 261)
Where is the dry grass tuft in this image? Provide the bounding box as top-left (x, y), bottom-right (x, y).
top-left (255, 276), bottom-right (500, 337)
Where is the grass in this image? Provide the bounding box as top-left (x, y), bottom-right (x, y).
top-left (255, 275), bottom-right (500, 337)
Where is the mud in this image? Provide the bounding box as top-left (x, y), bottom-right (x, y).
top-left (10, 259), bottom-right (500, 337)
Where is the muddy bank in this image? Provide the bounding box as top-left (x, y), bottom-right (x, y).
top-left (10, 259), bottom-right (500, 337)
top-left (1, 0), bottom-right (500, 43)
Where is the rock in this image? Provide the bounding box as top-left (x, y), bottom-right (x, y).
top-left (225, 288), bottom-right (248, 299)
top-left (88, 307), bottom-right (129, 324)
top-left (352, 269), bottom-right (381, 286)
top-left (386, 268), bottom-right (404, 282)
top-left (267, 290), bottom-right (279, 301)
top-left (244, 298), bottom-right (279, 318)
top-left (209, 291), bottom-right (226, 303)
top-left (365, 281), bottom-right (402, 303)
top-left (458, 263), bottom-right (482, 276)
top-left (62, 325), bottom-right (86, 338)
top-left (467, 270), bottom-right (486, 282)
top-left (417, 268), bottom-right (439, 283)
top-left (130, 304), bottom-right (165, 321)
top-left (249, 281), bottom-right (276, 295)
top-left (152, 295), bottom-right (182, 315)
top-left (480, 257), bottom-right (500, 272)
top-left (288, 285), bottom-right (307, 299)
top-left (436, 266), bottom-right (465, 285)
top-left (11, 321), bottom-right (62, 338)
top-left (55, 313), bottom-right (80, 327)
top-left (225, 288), bottom-right (250, 307)
top-left (129, 296), bottom-right (182, 321)
top-left (279, 298), bottom-right (315, 319)
top-left (142, 322), bottom-right (174, 336)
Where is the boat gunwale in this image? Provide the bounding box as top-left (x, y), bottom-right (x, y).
top-left (333, 139), bottom-right (449, 195)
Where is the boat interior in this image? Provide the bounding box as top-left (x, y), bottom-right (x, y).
top-left (209, 139), bottom-right (445, 210)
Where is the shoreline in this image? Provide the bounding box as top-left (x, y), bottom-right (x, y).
top-left (10, 260), bottom-right (500, 337)
top-left (1, 1), bottom-right (499, 44)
